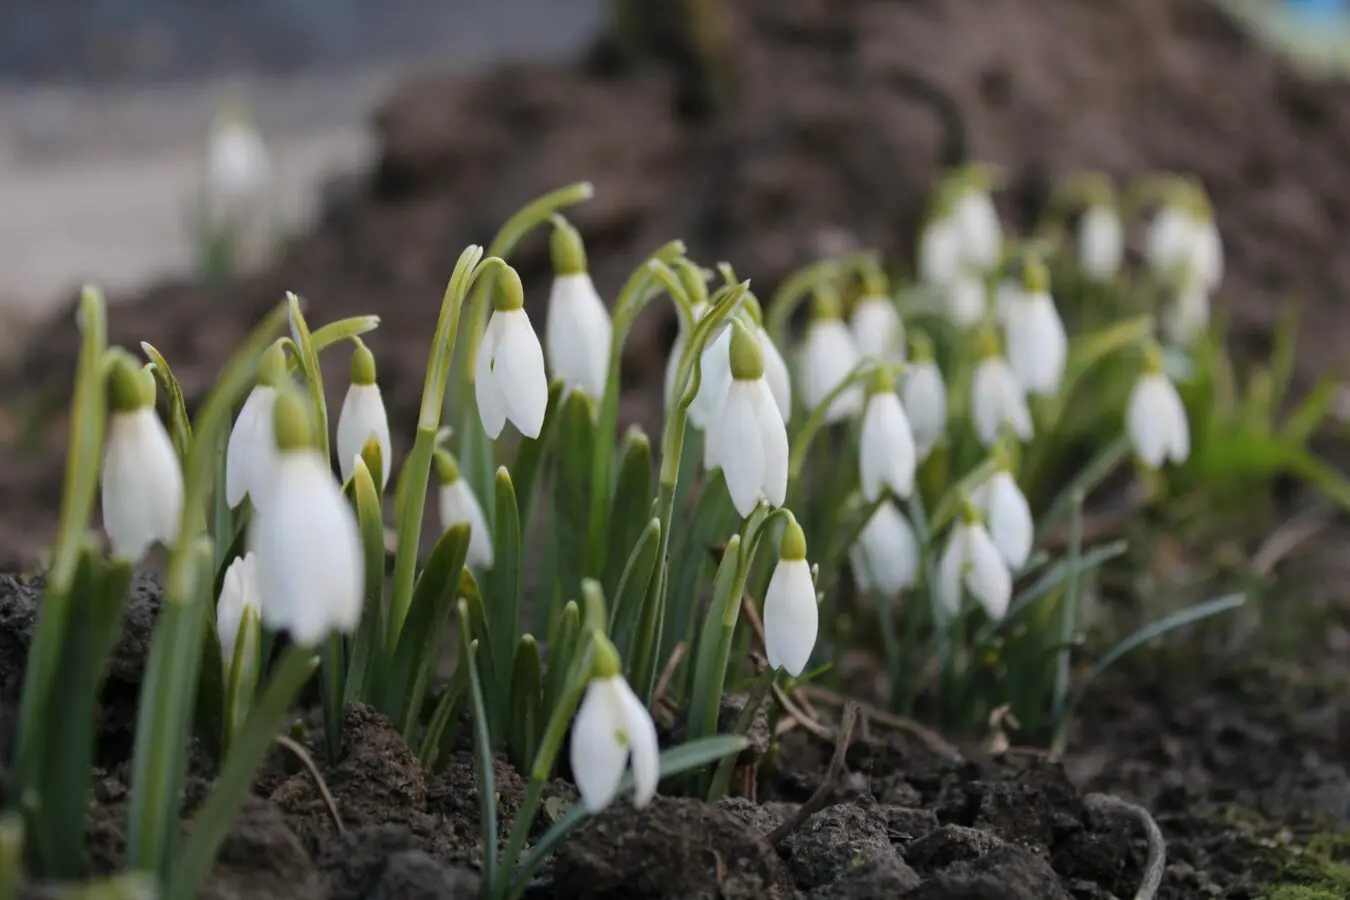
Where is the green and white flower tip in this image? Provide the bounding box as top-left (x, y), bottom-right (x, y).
top-left (800, 290), bottom-right (863, 424)
top-left (764, 514), bottom-right (817, 677)
top-left (971, 328), bottom-right (1033, 448)
top-left (937, 499), bottom-right (1011, 621)
top-left (476, 265), bottom-right (548, 440)
top-left (435, 450), bottom-right (493, 570)
top-left (1162, 273), bottom-right (1210, 347)
top-left (216, 551), bottom-right (260, 665)
top-left (1127, 345), bottom-right (1190, 468)
top-left (951, 181), bottom-right (1003, 274)
top-left (971, 447), bottom-right (1033, 570)
top-left (901, 335), bottom-right (947, 462)
top-left (225, 340), bottom-right (286, 509)
top-left (663, 262), bottom-right (712, 415)
top-left (336, 341), bottom-right (392, 490)
top-left (248, 389), bottom-right (364, 647)
top-left (1145, 184), bottom-right (1223, 292)
top-left (744, 293), bottom-right (792, 423)
top-left (569, 634), bottom-right (659, 813)
top-left (707, 320), bottom-right (788, 518)
top-left (1078, 201), bottom-right (1124, 282)
top-left (849, 500), bottom-right (920, 598)
top-left (546, 219), bottom-right (613, 400)
top-left (859, 365), bottom-right (916, 503)
top-left (100, 355), bottom-right (183, 563)
top-left (850, 271), bottom-right (906, 365)
top-left (1002, 258), bottom-right (1067, 397)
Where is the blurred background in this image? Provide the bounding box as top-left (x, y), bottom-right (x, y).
top-left (1, 0), bottom-right (1349, 564)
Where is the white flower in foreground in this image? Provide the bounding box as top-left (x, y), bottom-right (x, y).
top-left (1161, 277), bottom-right (1210, 346)
top-left (1127, 353), bottom-right (1190, 468)
top-left (689, 321), bottom-right (733, 430)
top-left (707, 322), bottom-right (789, 517)
top-left (953, 187), bottom-right (1003, 274)
top-left (1002, 261), bottom-right (1067, 397)
top-left (850, 501), bottom-right (920, 598)
top-left (570, 637), bottom-right (659, 813)
top-left (225, 341), bottom-right (287, 509)
top-left (101, 358), bottom-right (183, 563)
top-left (945, 271), bottom-right (987, 328)
top-left (436, 451), bottom-right (493, 569)
top-left (249, 391), bottom-right (364, 647)
top-left (972, 467), bottom-right (1033, 570)
top-left (859, 370), bottom-right (916, 502)
top-left (335, 342), bottom-right (392, 490)
top-left (850, 295), bottom-right (906, 365)
top-left (476, 266), bottom-right (548, 440)
top-left (216, 552), bottom-right (260, 666)
top-left (902, 351), bottom-right (947, 461)
top-left (545, 222), bottom-right (613, 400)
top-left (1079, 203), bottom-right (1124, 282)
top-left (918, 215), bottom-right (961, 287)
top-left (971, 334), bottom-right (1033, 446)
top-left (763, 515), bottom-right (818, 677)
top-left (800, 301), bottom-right (864, 423)
top-left (937, 508), bottom-right (1011, 620)
top-left (758, 325), bottom-right (792, 422)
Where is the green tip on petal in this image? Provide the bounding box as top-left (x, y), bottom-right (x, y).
top-left (549, 216), bottom-right (588, 276)
top-left (779, 513), bottom-right (808, 562)
top-left (861, 264), bottom-right (889, 298)
top-left (1142, 341), bottom-right (1165, 375)
top-left (433, 449), bottom-right (462, 485)
top-left (810, 286), bottom-right (842, 322)
top-left (360, 432), bottom-right (385, 487)
top-left (258, 341), bottom-right (288, 387)
top-left (958, 495), bottom-right (982, 526)
top-left (741, 292), bottom-right (764, 327)
top-left (909, 329), bottom-right (936, 363)
top-left (976, 325), bottom-right (1002, 360)
top-left (493, 265), bottom-right (526, 312)
top-left (1022, 257), bottom-right (1050, 294)
top-left (991, 438), bottom-right (1015, 473)
top-left (591, 631), bottom-right (622, 679)
top-left (866, 363), bottom-right (895, 397)
top-left (108, 355), bottom-right (149, 412)
top-left (272, 388), bottom-right (314, 452)
top-left (674, 259), bottom-right (709, 309)
top-left (350, 340), bottom-right (377, 386)
top-left (728, 319), bottom-right (765, 381)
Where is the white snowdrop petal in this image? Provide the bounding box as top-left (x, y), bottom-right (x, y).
top-left (1146, 206), bottom-right (1193, 277)
top-left (1126, 375), bottom-right (1179, 468)
top-left (475, 318), bottom-right (508, 439)
top-left (1164, 385), bottom-right (1191, 464)
top-left (216, 552), bottom-right (259, 662)
top-left (859, 392), bottom-right (917, 502)
top-left (615, 679), bottom-right (660, 808)
top-left (964, 525), bottom-right (1012, 620)
top-left (936, 529), bottom-right (966, 616)
top-left (764, 559), bottom-right (818, 676)
top-left (754, 380), bottom-right (789, 508)
top-left (1163, 282), bottom-right (1210, 346)
top-left (985, 472), bottom-right (1033, 570)
top-left (102, 408), bottom-right (184, 562)
top-left (1006, 293), bottom-right (1067, 396)
top-left (758, 329), bottom-right (792, 422)
top-left (225, 386), bottom-right (277, 509)
top-left (973, 358), bottom-right (1033, 446)
top-left (902, 361), bottom-right (947, 459)
top-left (947, 273), bottom-right (987, 328)
top-left (336, 383), bottom-right (392, 489)
top-left (716, 383), bottom-right (766, 517)
top-left (802, 320), bottom-right (863, 423)
top-left (954, 190), bottom-right (1003, 272)
top-left (546, 273), bottom-right (613, 399)
top-left (1194, 219), bottom-right (1224, 291)
top-left (919, 218), bottom-right (961, 286)
top-left (439, 480), bottom-right (494, 569)
top-left (569, 679), bottom-right (629, 814)
top-left (495, 310), bottom-right (550, 439)
top-left (858, 502), bottom-right (920, 597)
top-left (689, 325), bottom-right (733, 428)
top-left (849, 297), bottom-right (905, 363)
top-left (1079, 205), bottom-right (1123, 281)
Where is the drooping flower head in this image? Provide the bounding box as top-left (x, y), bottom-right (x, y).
top-left (936, 499), bottom-right (1012, 621)
top-left (799, 288), bottom-right (863, 424)
top-left (850, 501), bottom-right (920, 599)
top-left (435, 449), bottom-right (494, 570)
top-left (971, 326), bottom-right (1033, 447)
top-left (859, 364), bottom-right (917, 503)
top-left (971, 442), bottom-right (1034, 571)
top-left (569, 633), bottom-right (659, 814)
top-left (763, 513), bottom-right (818, 677)
top-left (545, 218), bottom-right (613, 401)
top-left (335, 340), bottom-right (392, 490)
top-left (225, 340), bottom-right (287, 509)
top-left (901, 332), bottom-right (947, 463)
top-left (476, 265), bottom-right (549, 440)
top-left (706, 320), bottom-right (789, 518)
top-left (1078, 201), bottom-right (1124, 283)
top-left (216, 551), bottom-right (261, 668)
top-left (850, 268), bottom-right (906, 366)
top-left (1126, 343), bottom-right (1190, 468)
top-left (1002, 257), bottom-right (1067, 397)
top-left (741, 293), bottom-right (791, 423)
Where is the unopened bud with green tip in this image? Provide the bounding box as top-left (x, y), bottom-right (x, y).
top-left (591, 631), bottom-right (622, 679)
top-left (866, 363), bottom-right (897, 397)
top-left (779, 513), bottom-right (808, 561)
top-left (479, 262), bottom-right (548, 438)
top-left (674, 259), bottom-right (710, 312)
top-left (765, 511), bottom-right (817, 676)
top-left (1127, 340), bottom-right (1189, 468)
top-left (108, 354), bottom-right (151, 412)
top-left (349, 339), bottom-right (377, 385)
top-left (810, 286), bottom-right (843, 322)
top-left (728, 319), bottom-right (764, 381)
top-left (550, 216), bottom-right (588, 276)
top-left (435, 449), bottom-right (492, 568)
top-left (493, 266), bottom-right (526, 312)
top-left (1020, 257), bottom-right (1050, 294)
top-left (707, 318), bottom-right (788, 517)
top-left (272, 388), bottom-right (314, 452)
top-left (337, 338), bottom-right (392, 488)
top-left (901, 330), bottom-right (946, 461)
top-left (971, 328), bottom-right (1032, 446)
top-left (258, 340), bottom-right (288, 387)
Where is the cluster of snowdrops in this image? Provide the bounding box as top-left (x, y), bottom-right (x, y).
top-left (6, 167), bottom-right (1243, 899)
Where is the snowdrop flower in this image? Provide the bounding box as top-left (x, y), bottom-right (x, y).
top-left (849, 501), bottom-right (920, 598)
top-left (1002, 259), bottom-right (1067, 397)
top-left (100, 357), bottom-right (183, 562)
top-left (946, 271), bottom-right (987, 329)
top-left (225, 341), bottom-right (287, 509)
top-left (1127, 347), bottom-right (1190, 468)
top-left (706, 321), bottom-right (789, 517)
top-left (1078, 202), bottom-right (1124, 282)
top-left (971, 460), bottom-right (1033, 570)
top-left (850, 294), bottom-right (905, 366)
top-left (859, 367), bottom-right (916, 502)
top-left (436, 450), bottom-right (493, 569)
top-left (971, 329), bottom-right (1033, 446)
top-left (570, 635), bottom-right (659, 813)
top-left (249, 390), bottom-right (364, 647)
top-left (1161, 274), bottom-right (1210, 346)
top-left (1146, 188), bottom-right (1223, 291)
top-left (688, 320), bottom-right (733, 430)
top-left (902, 337), bottom-right (947, 461)
top-left (335, 341), bottom-right (392, 490)
top-left (936, 503), bottom-right (1011, 620)
top-left (763, 515), bottom-right (818, 677)
top-left (952, 186), bottom-right (1003, 274)
top-left (758, 323), bottom-right (792, 422)
top-left (477, 266), bottom-right (548, 440)
top-left (918, 214), bottom-right (961, 287)
top-left (799, 292), bottom-right (864, 423)
top-left (216, 551), bottom-right (261, 667)
top-left (545, 220), bottom-right (613, 400)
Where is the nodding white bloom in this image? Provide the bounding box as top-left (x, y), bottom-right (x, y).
top-left (1002, 262), bottom-right (1067, 397)
top-left (952, 187), bottom-right (1003, 274)
top-left (1146, 192), bottom-right (1223, 291)
top-left (1079, 203), bottom-right (1124, 282)
top-left (945, 271), bottom-right (987, 328)
top-left (436, 451), bottom-right (493, 569)
top-left (570, 637), bottom-right (659, 813)
top-left (902, 351), bottom-right (947, 461)
top-left (100, 359), bottom-right (183, 562)
top-left (993, 277), bottom-right (1020, 326)
top-left (545, 222), bottom-right (613, 400)
top-left (937, 508), bottom-right (1012, 620)
top-left (476, 267), bottom-right (549, 440)
top-left (758, 325), bottom-right (792, 423)
top-left (850, 295), bottom-right (906, 365)
top-left (971, 466), bottom-right (1033, 570)
top-left (249, 391), bottom-right (364, 647)
top-left (225, 342), bottom-right (287, 509)
top-left (216, 552), bottom-right (260, 666)
top-left (919, 215), bottom-right (961, 287)
top-left (800, 299), bottom-right (864, 423)
top-left (689, 321), bottom-right (733, 430)
top-left (859, 370), bottom-right (917, 502)
top-left (707, 322), bottom-right (789, 517)
top-left (205, 108), bottom-right (270, 219)
top-left (972, 334), bottom-right (1033, 447)
top-left (335, 342), bottom-right (392, 490)
top-left (1127, 353), bottom-right (1190, 468)
top-left (1161, 277), bottom-right (1210, 346)
top-left (763, 516), bottom-right (818, 677)
top-left (849, 501), bottom-right (920, 598)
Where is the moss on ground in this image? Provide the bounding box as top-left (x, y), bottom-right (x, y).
top-left (1257, 829), bottom-right (1350, 899)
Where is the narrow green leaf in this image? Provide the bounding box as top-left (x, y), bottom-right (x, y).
top-left (286, 293), bottom-right (330, 460)
top-left (603, 428), bottom-right (655, 597)
top-left (457, 603), bottom-right (499, 893)
top-left (140, 342), bottom-right (193, 462)
top-left (222, 608), bottom-right (261, 753)
top-left (542, 602), bottom-right (581, 714)
top-left (487, 468), bottom-right (523, 736)
top-left (309, 314), bottom-right (381, 353)
top-left (661, 469), bottom-right (735, 667)
top-left (609, 519), bottom-right (661, 663)
top-left (1034, 435), bottom-right (1130, 544)
top-left (1281, 373), bottom-right (1341, 447)
top-left (993, 541), bottom-right (1128, 634)
top-left (1284, 450), bottom-right (1350, 512)
top-left (507, 636), bottom-right (544, 773)
top-left (553, 390), bottom-right (597, 596)
top-left (420, 656), bottom-right (468, 772)
top-left (1267, 301), bottom-right (1302, 413)
top-left (511, 379), bottom-right (565, 531)
top-left (0, 813), bottom-right (22, 900)
top-left (344, 458), bottom-right (388, 706)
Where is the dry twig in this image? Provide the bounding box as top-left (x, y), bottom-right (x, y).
top-left (275, 734), bottom-right (344, 833)
top-left (771, 683), bottom-right (832, 740)
top-left (766, 702), bottom-right (859, 845)
top-left (650, 641), bottom-right (688, 710)
top-left (800, 684), bottom-right (964, 764)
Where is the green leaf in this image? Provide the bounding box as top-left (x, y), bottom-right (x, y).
top-left (1033, 435), bottom-right (1131, 544)
top-left (661, 468), bottom-right (735, 669)
top-left (511, 379), bottom-right (565, 530)
top-left (1284, 450), bottom-right (1350, 513)
top-left (420, 655), bottom-right (468, 773)
top-left (344, 458), bottom-right (388, 706)
top-left (507, 636), bottom-right (544, 773)
top-left (991, 541), bottom-right (1128, 636)
top-left (286, 293), bottom-right (331, 460)
top-left (1268, 301), bottom-right (1302, 413)
top-left (309, 315), bottom-right (381, 353)
top-left (552, 391), bottom-right (597, 597)
top-left (221, 607), bottom-right (261, 753)
top-left (1282, 373), bottom-right (1341, 448)
top-left (140, 342), bottom-right (193, 462)
top-left (928, 455), bottom-right (1001, 536)
top-left (609, 518), bottom-right (662, 665)
top-left (542, 602), bottom-right (581, 715)
top-left (603, 428), bottom-right (655, 597)
top-left (487, 468), bottom-right (524, 739)
top-left (456, 603), bottom-right (499, 894)
top-left (0, 813), bottom-right (22, 900)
